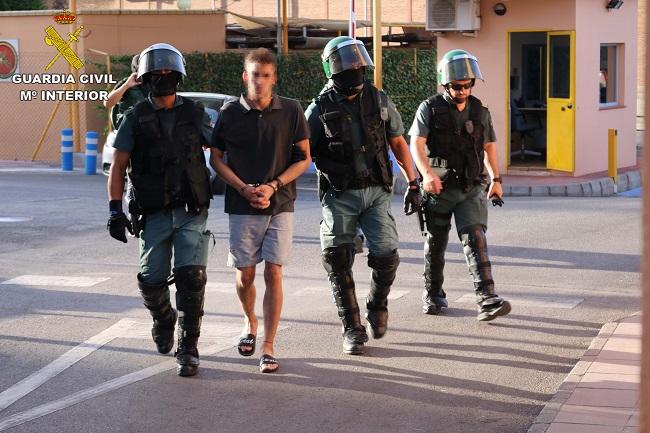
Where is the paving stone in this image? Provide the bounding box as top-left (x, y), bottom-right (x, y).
top-left (590, 180), bottom-right (603, 196)
top-left (627, 171), bottom-right (641, 189)
top-left (567, 183), bottom-right (583, 197)
top-left (510, 185), bottom-right (531, 196)
top-left (601, 179), bottom-right (616, 196)
top-left (527, 423), bottom-right (550, 433)
top-left (580, 182), bottom-right (593, 197)
top-left (549, 185), bottom-right (567, 196)
top-left (531, 185), bottom-right (550, 196)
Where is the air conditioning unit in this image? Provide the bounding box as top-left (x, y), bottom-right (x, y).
top-left (426, 0), bottom-right (481, 32)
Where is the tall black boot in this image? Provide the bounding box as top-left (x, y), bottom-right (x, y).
top-left (460, 225), bottom-right (511, 321)
top-left (174, 266), bottom-right (206, 376)
top-left (365, 250), bottom-right (399, 339)
top-left (138, 273), bottom-right (177, 354)
top-left (322, 244), bottom-right (368, 355)
top-left (422, 229), bottom-right (450, 315)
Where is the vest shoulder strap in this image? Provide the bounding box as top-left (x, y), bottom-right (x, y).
top-left (426, 94), bottom-right (450, 117)
top-left (133, 99), bottom-right (156, 125)
top-left (467, 95), bottom-right (484, 124)
top-left (377, 88), bottom-right (389, 121)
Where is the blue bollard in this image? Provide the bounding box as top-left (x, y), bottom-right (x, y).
top-left (84, 131), bottom-right (98, 175)
top-left (61, 128), bottom-right (73, 171)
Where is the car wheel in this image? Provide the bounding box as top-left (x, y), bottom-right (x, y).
top-left (211, 176), bottom-right (225, 195)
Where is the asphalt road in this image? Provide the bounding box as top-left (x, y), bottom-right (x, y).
top-left (0, 168), bottom-right (641, 433)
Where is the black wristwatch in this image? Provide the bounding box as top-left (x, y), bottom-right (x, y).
top-left (492, 177), bottom-right (502, 183)
top-left (408, 179), bottom-right (419, 189)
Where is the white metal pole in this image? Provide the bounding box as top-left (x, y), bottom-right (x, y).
top-left (349, 0), bottom-right (356, 38)
top-left (277, 0), bottom-right (282, 56)
top-left (372, 0), bottom-right (382, 89)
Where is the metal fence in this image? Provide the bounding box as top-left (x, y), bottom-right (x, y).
top-left (0, 50), bottom-right (115, 162)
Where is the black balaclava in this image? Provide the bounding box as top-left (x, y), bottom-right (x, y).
top-left (332, 67), bottom-right (365, 96)
top-left (149, 72), bottom-right (180, 97)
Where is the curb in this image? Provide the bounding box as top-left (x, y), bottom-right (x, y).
top-left (525, 313), bottom-right (640, 433)
top-left (391, 170), bottom-right (642, 197)
top-left (501, 171), bottom-right (641, 198)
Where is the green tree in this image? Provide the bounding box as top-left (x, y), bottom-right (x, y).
top-left (0, 0), bottom-right (46, 10)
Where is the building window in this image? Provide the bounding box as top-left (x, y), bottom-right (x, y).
top-left (599, 44), bottom-right (622, 107)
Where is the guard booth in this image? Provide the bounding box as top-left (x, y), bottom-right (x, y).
top-left (427, 0), bottom-right (637, 176)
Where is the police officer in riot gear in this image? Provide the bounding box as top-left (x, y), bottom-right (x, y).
top-left (409, 49), bottom-right (511, 321)
top-left (104, 54), bottom-right (151, 130)
top-left (107, 43), bottom-right (213, 376)
top-left (306, 37), bottom-right (421, 355)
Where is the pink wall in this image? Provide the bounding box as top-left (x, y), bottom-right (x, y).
top-left (575, 0), bottom-right (637, 175)
top-left (0, 10), bottom-right (225, 162)
top-left (439, 0), bottom-right (637, 176)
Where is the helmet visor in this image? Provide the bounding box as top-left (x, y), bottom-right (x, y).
top-left (438, 54), bottom-right (483, 84)
top-left (327, 40), bottom-right (374, 76)
top-left (137, 48), bottom-right (186, 79)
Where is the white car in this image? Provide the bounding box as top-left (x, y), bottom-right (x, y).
top-left (102, 91), bottom-right (235, 195)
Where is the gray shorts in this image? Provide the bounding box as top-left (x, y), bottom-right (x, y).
top-left (227, 212), bottom-right (294, 268)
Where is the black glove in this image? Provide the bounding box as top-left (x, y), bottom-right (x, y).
top-left (490, 195), bottom-right (505, 207)
top-left (107, 211), bottom-right (133, 243)
top-left (290, 146), bottom-right (307, 163)
top-left (107, 200), bottom-right (133, 243)
top-left (403, 187), bottom-right (423, 215)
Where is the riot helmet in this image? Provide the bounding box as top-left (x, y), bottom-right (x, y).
top-left (437, 49), bottom-right (483, 87)
top-left (322, 37), bottom-right (374, 96)
top-left (137, 43), bottom-right (186, 96)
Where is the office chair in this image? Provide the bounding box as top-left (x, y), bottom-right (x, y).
top-left (510, 101), bottom-right (543, 161)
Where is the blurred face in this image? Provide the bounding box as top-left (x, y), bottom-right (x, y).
top-left (243, 62), bottom-right (276, 100)
top-left (445, 79), bottom-right (473, 104)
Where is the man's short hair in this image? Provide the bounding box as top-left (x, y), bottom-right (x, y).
top-left (244, 48), bottom-right (277, 70)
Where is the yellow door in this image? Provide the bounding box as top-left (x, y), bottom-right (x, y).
top-left (546, 31), bottom-right (575, 172)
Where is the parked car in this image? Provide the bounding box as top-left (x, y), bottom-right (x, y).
top-left (101, 92), bottom-right (235, 195)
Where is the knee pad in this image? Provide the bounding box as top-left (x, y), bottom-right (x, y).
top-left (137, 273), bottom-right (171, 313)
top-left (368, 250), bottom-right (399, 274)
top-left (174, 266), bottom-right (206, 318)
top-left (322, 244), bottom-right (355, 274)
top-left (137, 273), bottom-right (167, 294)
top-left (460, 224), bottom-right (488, 254)
top-left (459, 224), bottom-right (493, 287)
top-left (174, 266), bottom-right (207, 293)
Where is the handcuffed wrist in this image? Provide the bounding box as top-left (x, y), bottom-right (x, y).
top-left (265, 182), bottom-right (278, 193)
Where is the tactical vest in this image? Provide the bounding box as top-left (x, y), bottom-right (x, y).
top-left (425, 94), bottom-right (485, 188)
top-left (127, 97), bottom-right (211, 214)
top-left (314, 83), bottom-right (393, 193)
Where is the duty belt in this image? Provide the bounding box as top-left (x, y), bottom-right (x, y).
top-left (349, 178), bottom-right (375, 189)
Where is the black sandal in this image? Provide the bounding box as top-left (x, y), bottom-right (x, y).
top-left (237, 334), bottom-right (256, 357)
top-left (259, 354), bottom-right (279, 373)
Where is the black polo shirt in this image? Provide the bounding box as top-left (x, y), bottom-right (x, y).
top-left (211, 94), bottom-right (310, 215)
